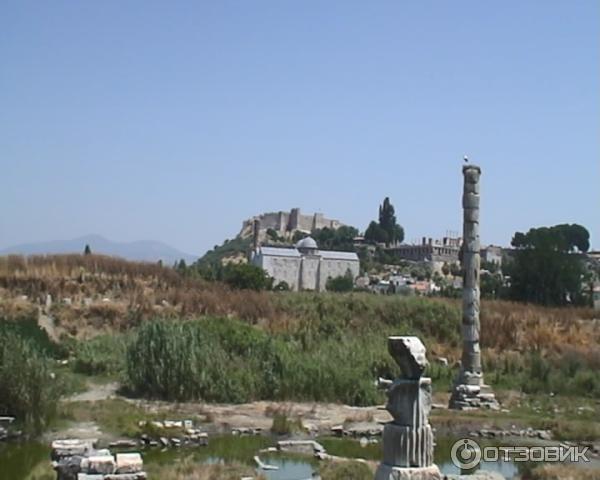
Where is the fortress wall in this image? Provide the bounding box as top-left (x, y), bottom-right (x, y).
top-left (241, 209), bottom-right (345, 237)
top-left (296, 214), bottom-right (315, 232)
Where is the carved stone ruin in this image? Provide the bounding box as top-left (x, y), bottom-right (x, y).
top-left (375, 336), bottom-right (442, 480)
top-left (51, 439), bottom-right (147, 480)
top-left (449, 164), bottom-right (499, 410)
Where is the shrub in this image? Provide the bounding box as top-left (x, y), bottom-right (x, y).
top-left (320, 461), bottom-right (373, 480)
top-left (269, 408), bottom-right (303, 435)
top-left (124, 317), bottom-right (387, 405)
top-left (73, 334), bottom-right (128, 376)
top-left (125, 318), bottom-right (285, 402)
top-left (326, 272), bottom-right (354, 292)
top-left (0, 330), bottom-right (62, 434)
top-left (222, 263), bottom-right (273, 291)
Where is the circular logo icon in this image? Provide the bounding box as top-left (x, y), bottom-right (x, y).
top-left (451, 438), bottom-right (482, 470)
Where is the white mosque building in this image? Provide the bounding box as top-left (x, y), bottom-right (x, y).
top-left (251, 237), bottom-right (360, 291)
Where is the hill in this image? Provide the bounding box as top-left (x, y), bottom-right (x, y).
top-left (0, 234), bottom-right (197, 265)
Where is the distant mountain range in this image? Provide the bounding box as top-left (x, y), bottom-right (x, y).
top-left (0, 234), bottom-right (198, 265)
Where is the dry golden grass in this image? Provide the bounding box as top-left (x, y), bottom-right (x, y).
top-left (481, 299), bottom-right (598, 352)
top-left (529, 464), bottom-right (600, 480)
top-left (0, 254), bottom-right (598, 357)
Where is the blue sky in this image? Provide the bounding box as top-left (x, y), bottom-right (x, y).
top-left (1, 1), bottom-right (598, 255)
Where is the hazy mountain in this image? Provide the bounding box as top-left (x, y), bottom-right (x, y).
top-left (0, 234), bottom-right (198, 265)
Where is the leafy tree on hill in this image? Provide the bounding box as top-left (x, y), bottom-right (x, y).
top-left (507, 223), bottom-right (590, 306)
top-left (326, 270), bottom-right (354, 292)
top-left (83, 244), bottom-right (92, 255)
top-left (175, 259), bottom-right (187, 274)
top-left (365, 197), bottom-right (404, 246)
top-left (293, 226), bottom-right (359, 252)
top-left (193, 236), bottom-right (252, 275)
top-left (313, 226), bottom-right (358, 251)
top-left (222, 263), bottom-right (273, 291)
top-left (364, 221), bottom-right (388, 244)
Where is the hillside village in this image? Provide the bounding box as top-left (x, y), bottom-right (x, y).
top-left (0, 169), bottom-right (599, 480)
top-left (194, 205), bottom-right (600, 308)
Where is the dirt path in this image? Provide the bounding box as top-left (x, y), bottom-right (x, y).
top-left (67, 381), bottom-right (120, 402)
top-left (128, 398), bottom-right (393, 434)
top-left (37, 310), bottom-right (60, 343)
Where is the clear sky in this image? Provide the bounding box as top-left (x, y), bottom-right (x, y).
top-left (1, 1), bottom-right (598, 256)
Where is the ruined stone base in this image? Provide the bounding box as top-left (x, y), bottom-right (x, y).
top-left (375, 463), bottom-right (442, 480)
top-left (449, 372), bottom-right (499, 410)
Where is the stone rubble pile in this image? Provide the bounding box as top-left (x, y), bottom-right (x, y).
top-left (51, 439), bottom-right (147, 480)
top-left (469, 427), bottom-right (552, 440)
top-left (330, 424), bottom-right (382, 438)
top-left (231, 426), bottom-right (263, 436)
top-left (0, 417), bottom-right (15, 441)
top-left (137, 419), bottom-right (209, 448)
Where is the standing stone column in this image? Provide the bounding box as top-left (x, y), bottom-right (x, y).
top-left (375, 337), bottom-right (442, 480)
top-left (449, 164), bottom-right (499, 410)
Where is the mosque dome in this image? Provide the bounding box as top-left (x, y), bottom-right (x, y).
top-left (296, 236), bottom-right (318, 251)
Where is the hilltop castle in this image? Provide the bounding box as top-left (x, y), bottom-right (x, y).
top-left (239, 208), bottom-right (344, 239)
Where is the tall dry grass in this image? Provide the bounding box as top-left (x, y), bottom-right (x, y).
top-left (1, 254), bottom-right (598, 359)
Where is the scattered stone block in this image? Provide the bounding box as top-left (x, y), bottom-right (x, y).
top-left (81, 454), bottom-right (115, 475)
top-left (109, 439), bottom-right (137, 448)
top-left (52, 439), bottom-right (96, 460)
top-left (115, 453), bottom-right (143, 474)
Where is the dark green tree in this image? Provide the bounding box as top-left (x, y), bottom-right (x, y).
top-left (176, 259), bottom-right (187, 274)
top-left (312, 226), bottom-right (359, 251)
top-left (364, 221), bottom-right (388, 244)
top-left (441, 262), bottom-right (451, 276)
top-left (273, 281), bottom-right (290, 291)
top-left (481, 271), bottom-right (503, 300)
top-left (508, 224), bottom-right (590, 306)
top-left (326, 270), bottom-right (354, 292)
top-left (222, 263), bottom-right (273, 291)
top-left (378, 197), bottom-right (404, 245)
top-left (365, 197), bottom-right (404, 246)
top-left (83, 244), bottom-right (92, 255)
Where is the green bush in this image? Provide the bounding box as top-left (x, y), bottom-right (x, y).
top-left (270, 409), bottom-right (303, 435)
top-left (222, 263), bottom-right (273, 291)
top-left (0, 315), bottom-right (65, 358)
top-left (320, 461), bottom-right (373, 480)
top-left (73, 334), bottom-right (128, 376)
top-left (0, 330), bottom-right (63, 434)
top-left (124, 318), bottom-right (389, 405)
top-left (326, 272), bottom-right (354, 292)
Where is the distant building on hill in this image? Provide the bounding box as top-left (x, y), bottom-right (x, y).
top-left (251, 236), bottom-right (359, 291)
top-left (481, 245), bottom-right (503, 267)
top-left (387, 237), bottom-right (462, 264)
top-left (594, 282), bottom-right (600, 311)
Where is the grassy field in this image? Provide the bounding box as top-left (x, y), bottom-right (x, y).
top-left (0, 254), bottom-right (599, 437)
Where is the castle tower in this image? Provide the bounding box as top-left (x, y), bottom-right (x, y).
top-left (249, 219), bottom-right (261, 261)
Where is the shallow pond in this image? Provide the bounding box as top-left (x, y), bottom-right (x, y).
top-left (0, 435), bottom-right (533, 480)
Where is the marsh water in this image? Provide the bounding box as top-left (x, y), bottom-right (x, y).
top-left (0, 435), bottom-right (527, 480)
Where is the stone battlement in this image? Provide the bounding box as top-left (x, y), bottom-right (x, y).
top-left (239, 208), bottom-right (344, 238)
